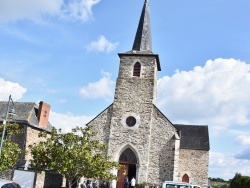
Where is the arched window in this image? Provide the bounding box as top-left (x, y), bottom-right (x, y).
top-left (182, 174), bottom-right (189, 183)
top-left (133, 62), bottom-right (141, 77)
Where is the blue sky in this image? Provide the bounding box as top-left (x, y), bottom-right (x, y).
top-left (1, 0), bottom-right (250, 181)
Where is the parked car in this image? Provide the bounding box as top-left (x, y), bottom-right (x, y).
top-left (162, 181), bottom-right (192, 188)
top-left (191, 185), bottom-right (201, 188)
top-left (0, 178), bottom-right (21, 188)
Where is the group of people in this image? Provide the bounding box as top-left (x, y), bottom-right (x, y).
top-left (81, 180), bottom-right (98, 188)
top-left (124, 177), bottom-right (136, 188)
top-left (80, 177), bottom-right (136, 188)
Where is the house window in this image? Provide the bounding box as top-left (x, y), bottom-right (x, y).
top-left (182, 174), bottom-right (189, 183)
top-left (133, 62), bottom-right (141, 77)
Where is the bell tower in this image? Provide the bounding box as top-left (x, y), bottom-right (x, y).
top-left (113, 0), bottom-right (161, 107)
top-left (107, 0), bottom-right (162, 186)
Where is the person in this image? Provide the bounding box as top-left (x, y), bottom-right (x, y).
top-left (87, 180), bottom-right (92, 188)
top-left (92, 180), bottom-right (97, 188)
top-left (100, 181), bottom-right (106, 188)
top-left (106, 181), bottom-right (110, 188)
top-left (131, 177), bottom-right (135, 188)
top-left (124, 177), bottom-right (129, 188)
top-left (81, 181), bottom-right (87, 188)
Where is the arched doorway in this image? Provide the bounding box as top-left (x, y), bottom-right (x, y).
top-left (117, 148), bottom-right (137, 188)
top-left (182, 174), bottom-right (189, 183)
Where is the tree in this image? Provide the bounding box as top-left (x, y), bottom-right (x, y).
top-left (0, 123), bottom-right (22, 172)
top-left (213, 185), bottom-right (229, 188)
top-left (230, 173), bottom-right (250, 188)
top-left (29, 126), bottom-right (120, 188)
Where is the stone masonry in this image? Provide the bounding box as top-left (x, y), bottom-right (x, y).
top-left (87, 0), bottom-right (209, 188)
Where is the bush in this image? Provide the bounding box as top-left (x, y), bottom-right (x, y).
top-left (135, 182), bottom-right (148, 188)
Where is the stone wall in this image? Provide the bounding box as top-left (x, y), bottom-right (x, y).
top-left (115, 55), bottom-right (158, 105)
top-left (147, 107), bottom-right (177, 185)
top-left (178, 149), bottom-right (209, 188)
top-left (25, 126), bottom-right (48, 161)
top-left (88, 52), bottom-right (209, 188)
top-left (108, 54), bottom-right (159, 184)
top-left (87, 105), bottom-right (113, 147)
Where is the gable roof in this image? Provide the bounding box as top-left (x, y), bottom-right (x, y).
top-left (0, 101), bottom-right (51, 131)
top-left (86, 103), bottom-right (113, 126)
top-left (174, 124), bottom-right (210, 151)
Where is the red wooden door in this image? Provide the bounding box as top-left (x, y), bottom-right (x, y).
top-left (182, 174), bottom-right (189, 183)
top-left (117, 163), bottom-right (129, 188)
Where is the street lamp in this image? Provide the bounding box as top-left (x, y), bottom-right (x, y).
top-left (0, 95), bottom-right (16, 157)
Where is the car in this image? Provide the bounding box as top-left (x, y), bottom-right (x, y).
top-left (162, 181), bottom-right (192, 188)
top-left (0, 178), bottom-right (21, 188)
top-left (191, 185), bottom-right (201, 188)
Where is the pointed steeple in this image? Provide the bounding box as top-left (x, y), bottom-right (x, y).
top-left (132, 0), bottom-right (152, 52)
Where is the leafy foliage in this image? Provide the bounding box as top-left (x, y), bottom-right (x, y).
top-left (209, 177), bottom-right (228, 182)
top-left (229, 173), bottom-right (250, 188)
top-left (29, 126), bottom-right (119, 188)
top-left (0, 123), bottom-right (22, 172)
top-left (213, 185), bottom-right (229, 188)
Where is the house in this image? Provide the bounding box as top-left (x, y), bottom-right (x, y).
top-left (0, 101), bottom-right (62, 188)
top-left (0, 101), bottom-right (51, 167)
top-left (87, 0), bottom-right (210, 188)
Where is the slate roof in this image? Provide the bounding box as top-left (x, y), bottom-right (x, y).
top-left (174, 124), bottom-right (210, 151)
top-left (132, 0), bottom-right (152, 52)
top-left (0, 101), bottom-right (51, 131)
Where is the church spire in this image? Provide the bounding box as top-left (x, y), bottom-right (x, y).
top-left (132, 0), bottom-right (152, 52)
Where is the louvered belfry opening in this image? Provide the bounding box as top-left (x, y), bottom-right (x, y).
top-left (133, 62), bottom-right (141, 77)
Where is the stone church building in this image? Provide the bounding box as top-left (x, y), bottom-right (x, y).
top-left (87, 0), bottom-right (210, 188)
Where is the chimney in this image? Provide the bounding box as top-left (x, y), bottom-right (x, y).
top-left (37, 101), bottom-right (51, 129)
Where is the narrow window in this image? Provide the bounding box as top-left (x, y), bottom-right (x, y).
top-left (133, 62), bottom-right (141, 77)
top-left (182, 174), bottom-right (189, 183)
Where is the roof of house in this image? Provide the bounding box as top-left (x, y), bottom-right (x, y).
top-left (0, 101), bottom-right (51, 131)
top-left (174, 124), bottom-right (210, 151)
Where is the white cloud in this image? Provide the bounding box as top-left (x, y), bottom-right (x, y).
top-left (209, 151), bottom-right (250, 180)
top-left (0, 77), bottom-right (27, 101)
top-left (62, 0), bottom-right (101, 22)
top-left (236, 135), bottom-right (250, 146)
top-left (49, 111), bottom-right (94, 133)
top-left (0, 0), bottom-right (101, 23)
top-left (79, 71), bottom-right (115, 101)
top-left (157, 58), bottom-right (250, 133)
top-left (86, 35), bottom-right (119, 53)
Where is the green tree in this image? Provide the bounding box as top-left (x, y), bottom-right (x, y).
top-left (213, 185), bottom-right (229, 188)
top-left (29, 126), bottom-right (119, 188)
top-left (230, 173), bottom-right (250, 188)
top-left (0, 123), bottom-right (22, 172)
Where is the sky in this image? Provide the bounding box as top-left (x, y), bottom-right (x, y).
top-left (0, 0), bottom-right (250, 181)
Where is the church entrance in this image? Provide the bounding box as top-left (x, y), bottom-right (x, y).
top-left (116, 148), bottom-right (137, 188)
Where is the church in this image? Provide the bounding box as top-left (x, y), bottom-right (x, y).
top-left (87, 0), bottom-right (210, 188)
